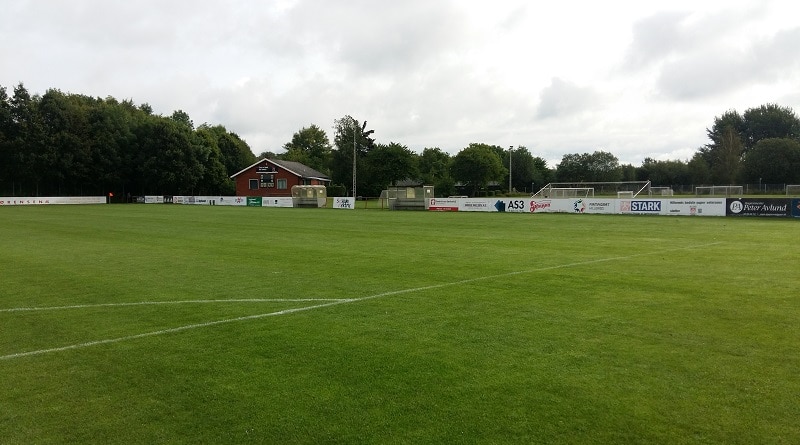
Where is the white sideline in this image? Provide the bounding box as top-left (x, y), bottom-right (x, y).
top-left (0, 299), bottom-right (348, 313)
top-left (0, 242), bottom-right (723, 361)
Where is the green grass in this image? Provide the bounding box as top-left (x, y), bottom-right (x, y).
top-left (1, 205), bottom-right (799, 444)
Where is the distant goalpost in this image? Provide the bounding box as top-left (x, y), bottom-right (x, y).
top-left (786, 185), bottom-right (800, 196)
top-left (532, 181), bottom-right (651, 199)
top-left (695, 185), bottom-right (743, 197)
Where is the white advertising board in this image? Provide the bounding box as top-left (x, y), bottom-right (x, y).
top-left (428, 198), bottom-right (459, 211)
top-left (262, 197), bottom-right (294, 208)
top-left (0, 196), bottom-right (106, 206)
top-left (665, 199), bottom-right (726, 216)
top-left (332, 197), bottom-right (355, 209)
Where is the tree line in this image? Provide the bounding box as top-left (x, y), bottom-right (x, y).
top-left (0, 83), bottom-right (255, 197)
top-left (3, 81), bottom-right (799, 198)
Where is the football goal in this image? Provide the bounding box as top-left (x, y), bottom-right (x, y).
top-left (649, 187), bottom-right (674, 196)
top-left (786, 185), bottom-right (800, 196)
top-left (695, 185), bottom-right (743, 197)
top-left (533, 181), bottom-right (650, 198)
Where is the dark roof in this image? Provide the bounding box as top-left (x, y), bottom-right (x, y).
top-left (268, 159), bottom-right (330, 181)
top-left (230, 158), bottom-right (330, 182)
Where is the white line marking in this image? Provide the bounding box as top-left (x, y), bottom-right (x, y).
top-left (0, 242), bottom-right (722, 361)
top-left (0, 299), bottom-right (348, 313)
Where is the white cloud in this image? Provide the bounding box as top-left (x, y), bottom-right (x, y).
top-left (1, 0), bottom-right (799, 166)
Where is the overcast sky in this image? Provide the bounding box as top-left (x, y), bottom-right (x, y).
top-left (2, 0), bottom-right (798, 166)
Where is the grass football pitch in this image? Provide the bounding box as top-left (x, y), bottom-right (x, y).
top-left (1, 205), bottom-right (798, 444)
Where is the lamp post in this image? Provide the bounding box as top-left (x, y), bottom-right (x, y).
top-left (508, 145), bottom-right (513, 194)
top-left (353, 125), bottom-right (357, 198)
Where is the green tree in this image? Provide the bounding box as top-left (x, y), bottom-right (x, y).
top-left (282, 124), bottom-right (332, 174)
top-left (556, 151), bottom-right (621, 182)
top-left (450, 143), bottom-right (506, 196)
top-left (419, 147), bottom-right (454, 196)
top-left (0, 86), bottom-right (12, 194)
top-left (688, 152), bottom-right (712, 184)
top-left (741, 104), bottom-right (800, 152)
top-left (742, 138), bottom-right (800, 184)
top-left (364, 142), bottom-right (418, 195)
top-left (199, 124), bottom-right (255, 177)
top-left (331, 115), bottom-right (374, 196)
top-left (711, 126), bottom-right (743, 184)
top-left (637, 158), bottom-right (690, 186)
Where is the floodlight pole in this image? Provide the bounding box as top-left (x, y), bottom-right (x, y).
top-left (508, 145), bottom-right (513, 194)
top-left (352, 124), bottom-right (357, 198)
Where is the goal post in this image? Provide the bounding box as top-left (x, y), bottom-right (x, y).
top-left (695, 185), bottom-right (743, 197)
top-left (786, 185), bottom-right (800, 196)
top-left (532, 181), bottom-right (651, 198)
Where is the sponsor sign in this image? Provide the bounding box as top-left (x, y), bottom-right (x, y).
top-left (666, 199), bottom-right (726, 217)
top-left (246, 197), bottom-right (263, 207)
top-left (529, 199), bottom-right (553, 213)
top-left (144, 195), bottom-right (163, 204)
top-left (727, 198), bottom-right (791, 217)
top-left (620, 200), bottom-right (662, 213)
top-left (571, 199), bottom-right (616, 214)
top-left (494, 199), bottom-right (528, 212)
top-left (333, 197), bottom-right (355, 209)
top-left (460, 199), bottom-right (491, 212)
top-left (793, 199), bottom-right (800, 218)
top-left (0, 196), bottom-right (106, 206)
top-left (428, 198), bottom-right (459, 211)
top-left (262, 197), bottom-right (294, 207)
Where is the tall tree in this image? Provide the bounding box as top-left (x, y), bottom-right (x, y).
top-left (712, 126), bottom-right (743, 184)
top-left (364, 142), bottom-right (418, 195)
top-left (331, 115), bottom-right (374, 195)
top-left (282, 124), bottom-right (332, 174)
top-left (419, 147), bottom-right (454, 197)
top-left (742, 138), bottom-right (800, 184)
top-left (450, 143), bottom-right (506, 196)
top-left (556, 151), bottom-right (621, 182)
top-left (741, 104), bottom-right (800, 152)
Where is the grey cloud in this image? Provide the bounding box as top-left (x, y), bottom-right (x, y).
top-left (657, 26), bottom-right (800, 100)
top-left (536, 78), bottom-right (600, 119)
top-left (623, 5), bottom-right (768, 70)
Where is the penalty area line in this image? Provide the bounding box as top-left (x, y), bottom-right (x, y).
top-left (0, 242), bottom-right (721, 361)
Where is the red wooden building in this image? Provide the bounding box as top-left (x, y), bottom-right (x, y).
top-left (230, 159), bottom-right (330, 197)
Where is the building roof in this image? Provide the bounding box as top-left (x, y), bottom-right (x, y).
top-left (230, 158), bottom-right (330, 182)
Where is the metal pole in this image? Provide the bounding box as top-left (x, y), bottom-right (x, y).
top-left (352, 123), bottom-right (357, 198)
top-left (508, 145), bottom-right (513, 194)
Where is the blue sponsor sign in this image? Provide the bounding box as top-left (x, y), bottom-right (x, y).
top-left (630, 200), bottom-right (661, 212)
top-left (792, 199), bottom-right (800, 218)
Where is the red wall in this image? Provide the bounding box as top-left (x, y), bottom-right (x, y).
top-left (233, 161), bottom-right (326, 197)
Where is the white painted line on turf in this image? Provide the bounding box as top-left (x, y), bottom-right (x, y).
top-left (0, 300), bottom-right (355, 361)
top-left (0, 242), bottom-right (722, 361)
top-left (0, 299), bottom-right (349, 313)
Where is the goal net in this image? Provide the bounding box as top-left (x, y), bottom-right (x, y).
top-left (532, 181), bottom-right (650, 198)
top-left (695, 185), bottom-right (743, 197)
top-left (786, 185), bottom-right (800, 196)
top-left (649, 187), bottom-right (674, 196)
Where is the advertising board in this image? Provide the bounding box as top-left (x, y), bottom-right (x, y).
top-left (332, 197), bottom-right (355, 209)
top-left (666, 199), bottom-right (726, 216)
top-left (0, 196), bottom-right (106, 206)
top-left (570, 199), bottom-right (617, 214)
top-left (619, 199), bottom-right (663, 215)
top-left (726, 198), bottom-right (791, 217)
top-left (793, 199), bottom-right (800, 218)
top-left (428, 198), bottom-right (459, 211)
top-left (262, 197), bottom-right (294, 207)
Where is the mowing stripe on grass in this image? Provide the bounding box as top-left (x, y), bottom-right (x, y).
top-left (0, 242), bottom-right (722, 361)
top-left (0, 299), bottom-right (348, 313)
